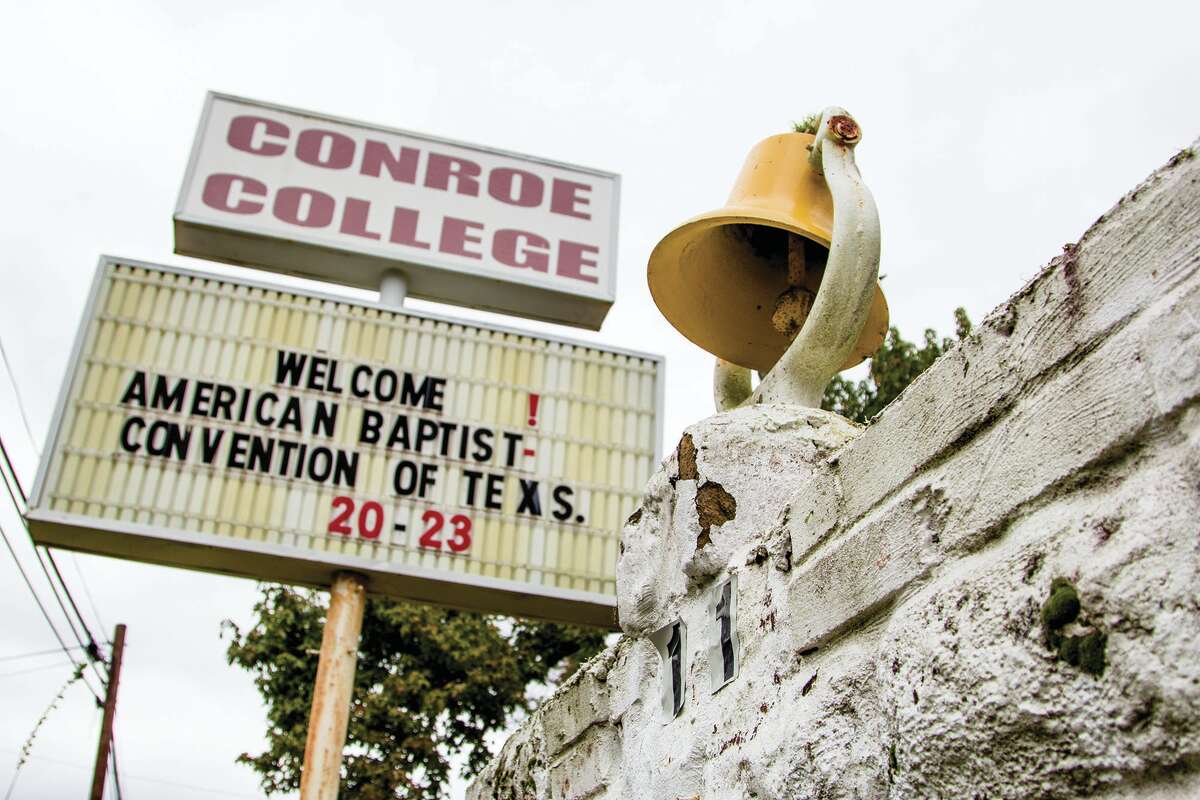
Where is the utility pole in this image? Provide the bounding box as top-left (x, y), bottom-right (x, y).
top-left (89, 623), bottom-right (126, 800)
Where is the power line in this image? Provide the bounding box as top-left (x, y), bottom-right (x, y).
top-left (0, 660), bottom-right (76, 680)
top-left (45, 550), bottom-right (105, 660)
top-left (0, 461), bottom-right (94, 654)
top-left (0, 365), bottom-right (109, 637)
top-left (0, 332), bottom-right (110, 684)
top-left (0, 331), bottom-right (39, 454)
top-left (0, 465), bottom-right (106, 696)
top-left (0, 339), bottom-right (126, 795)
top-left (109, 736), bottom-right (124, 800)
top-left (32, 546), bottom-right (99, 662)
top-left (0, 433), bottom-right (108, 693)
top-left (2, 339), bottom-right (124, 795)
top-left (72, 553), bottom-right (110, 634)
top-left (0, 645), bottom-right (83, 664)
top-left (0, 455), bottom-right (103, 704)
top-left (0, 748), bottom-right (263, 799)
top-left (0, 434), bottom-right (29, 505)
top-left (0, 436), bottom-right (103, 656)
top-left (0, 519), bottom-right (98, 704)
top-left (0, 331), bottom-right (106, 647)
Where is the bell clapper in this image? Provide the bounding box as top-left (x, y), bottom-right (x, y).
top-left (715, 234), bottom-right (816, 411)
top-left (770, 235), bottom-right (816, 338)
top-left (787, 234), bottom-right (807, 288)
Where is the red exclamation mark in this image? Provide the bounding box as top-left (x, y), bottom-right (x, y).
top-left (523, 394), bottom-right (539, 458)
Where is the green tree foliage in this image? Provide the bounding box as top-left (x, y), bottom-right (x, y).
top-left (822, 307), bottom-right (972, 424)
top-left (792, 113), bottom-right (821, 135)
top-left (224, 586), bottom-right (605, 798)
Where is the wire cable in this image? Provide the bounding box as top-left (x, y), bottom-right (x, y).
top-left (0, 467), bottom-right (103, 704)
top-left (0, 748), bottom-right (262, 799)
top-left (72, 552), bottom-right (109, 634)
top-left (0, 339), bottom-right (124, 780)
top-left (0, 458), bottom-right (97, 655)
top-left (110, 736), bottom-right (125, 800)
top-left (0, 660), bottom-right (77, 680)
top-left (0, 645), bottom-right (83, 664)
top-left (0, 436), bottom-right (106, 657)
top-left (0, 433), bottom-right (108, 692)
top-left (0, 336), bottom-right (109, 695)
top-left (0, 434), bottom-right (30, 504)
top-left (0, 332), bottom-right (39, 454)
top-left (0, 335), bottom-right (112, 687)
top-left (45, 550), bottom-right (104, 661)
top-left (2, 338), bottom-right (122, 786)
top-left (0, 518), bottom-right (97, 702)
top-left (0, 458), bottom-right (106, 694)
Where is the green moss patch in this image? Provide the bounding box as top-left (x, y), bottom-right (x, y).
top-left (1041, 580), bottom-right (1081, 629)
top-left (1041, 578), bottom-right (1108, 677)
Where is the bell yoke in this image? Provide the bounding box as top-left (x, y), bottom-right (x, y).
top-left (648, 106), bottom-right (887, 409)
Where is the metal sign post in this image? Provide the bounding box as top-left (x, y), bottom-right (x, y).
top-left (297, 269), bottom-right (410, 799)
top-left (299, 572), bottom-right (367, 800)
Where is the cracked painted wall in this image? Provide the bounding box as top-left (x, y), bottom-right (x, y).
top-left (468, 140), bottom-right (1200, 799)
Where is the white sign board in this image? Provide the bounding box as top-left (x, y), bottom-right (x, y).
top-left (27, 258), bottom-right (662, 627)
top-left (174, 93), bottom-right (620, 330)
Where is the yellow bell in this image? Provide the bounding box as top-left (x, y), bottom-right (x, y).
top-left (647, 132), bottom-right (888, 374)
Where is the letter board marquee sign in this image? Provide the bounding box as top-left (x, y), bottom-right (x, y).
top-left (174, 93), bottom-right (620, 330)
top-left (26, 258), bottom-right (662, 627)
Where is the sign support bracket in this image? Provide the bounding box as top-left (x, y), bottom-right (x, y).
top-left (379, 269), bottom-right (409, 307)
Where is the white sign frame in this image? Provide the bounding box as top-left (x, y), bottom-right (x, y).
top-left (26, 256), bottom-right (663, 629)
top-left (174, 92), bottom-right (621, 330)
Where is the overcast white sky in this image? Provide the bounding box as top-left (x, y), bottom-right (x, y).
top-left (1, 1), bottom-right (1197, 797)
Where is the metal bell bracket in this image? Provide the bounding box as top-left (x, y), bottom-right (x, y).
top-left (714, 107), bottom-right (881, 411)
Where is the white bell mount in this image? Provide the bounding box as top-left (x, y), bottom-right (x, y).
top-left (714, 107), bottom-right (881, 411)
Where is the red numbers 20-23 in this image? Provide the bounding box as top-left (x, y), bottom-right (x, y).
top-left (327, 497), bottom-right (472, 554)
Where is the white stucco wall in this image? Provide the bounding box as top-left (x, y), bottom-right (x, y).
top-left (468, 141), bottom-right (1200, 800)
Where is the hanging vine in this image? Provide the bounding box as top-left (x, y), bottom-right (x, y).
top-left (4, 662), bottom-right (89, 800)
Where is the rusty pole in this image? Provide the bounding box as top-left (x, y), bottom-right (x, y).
top-left (299, 270), bottom-right (397, 800)
top-left (89, 623), bottom-right (126, 800)
top-left (298, 572), bottom-right (367, 800)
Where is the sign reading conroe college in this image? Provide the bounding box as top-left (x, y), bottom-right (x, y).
top-left (26, 259), bottom-right (662, 626)
top-left (174, 93), bottom-right (619, 330)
